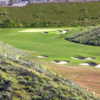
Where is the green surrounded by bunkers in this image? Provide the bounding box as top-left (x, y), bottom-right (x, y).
top-left (0, 26), bottom-right (100, 67)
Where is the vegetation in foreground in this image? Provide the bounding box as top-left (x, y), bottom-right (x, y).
top-left (0, 2), bottom-right (100, 28)
top-left (0, 41), bottom-right (99, 100)
top-left (65, 27), bottom-right (100, 46)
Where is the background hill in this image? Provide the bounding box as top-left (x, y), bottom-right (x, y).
top-left (0, 2), bottom-right (100, 28)
top-left (0, 41), bottom-right (99, 100)
top-left (65, 27), bottom-right (100, 46)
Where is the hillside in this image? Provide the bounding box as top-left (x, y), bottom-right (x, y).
top-left (0, 2), bottom-right (100, 27)
top-left (65, 27), bottom-right (100, 46)
top-left (0, 41), bottom-right (99, 100)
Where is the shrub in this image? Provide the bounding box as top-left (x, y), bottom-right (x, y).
top-left (25, 76), bottom-right (32, 81)
top-left (32, 96), bottom-right (42, 100)
top-left (19, 80), bottom-right (28, 85)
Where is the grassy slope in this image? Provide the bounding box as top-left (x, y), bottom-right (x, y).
top-left (0, 41), bottom-right (99, 100)
top-left (0, 27), bottom-right (99, 66)
top-left (31, 57), bottom-right (100, 97)
top-left (0, 2), bottom-right (100, 27)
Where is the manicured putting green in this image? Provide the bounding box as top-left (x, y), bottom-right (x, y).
top-left (0, 27), bottom-right (100, 66)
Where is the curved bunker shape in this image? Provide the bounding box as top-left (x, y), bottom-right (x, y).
top-left (80, 62), bottom-right (97, 66)
top-left (85, 57), bottom-right (96, 60)
top-left (56, 30), bottom-right (68, 34)
top-left (51, 60), bottom-right (70, 64)
top-left (43, 32), bottom-right (49, 34)
top-left (38, 55), bottom-right (48, 58)
top-left (95, 64), bottom-right (100, 68)
top-left (71, 57), bottom-right (96, 60)
top-left (71, 57), bottom-right (85, 60)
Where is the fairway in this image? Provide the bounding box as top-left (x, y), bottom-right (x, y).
top-left (0, 27), bottom-right (100, 66)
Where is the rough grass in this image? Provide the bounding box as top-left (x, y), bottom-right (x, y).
top-left (0, 2), bottom-right (100, 27)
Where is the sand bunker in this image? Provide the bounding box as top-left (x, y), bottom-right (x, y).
top-left (95, 64), bottom-right (100, 68)
top-left (37, 55), bottom-right (48, 58)
top-left (71, 57), bottom-right (84, 60)
top-left (71, 57), bottom-right (96, 60)
top-left (80, 63), bottom-right (96, 66)
top-left (51, 60), bottom-right (69, 64)
top-left (85, 57), bottom-right (96, 60)
top-left (80, 63), bottom-right (90, 66)
top-left (43, 32), bottom-right (48, 34)
top-left (62, 30), bottom-right (67, 33)
top-left (80, 63), bottom-right (100, 68)
top-left (57, 30), bottom-right (62, 32)
top-left (56, 30), bottom-right (68, 34)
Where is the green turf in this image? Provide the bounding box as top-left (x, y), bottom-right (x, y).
top-left (0, 27), bottom-right (100, 66)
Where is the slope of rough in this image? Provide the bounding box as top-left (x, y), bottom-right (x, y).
top-left (0, 41), bottom-right (99, 100)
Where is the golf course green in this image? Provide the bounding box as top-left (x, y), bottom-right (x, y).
top-left (0, 27), bottom-right (100, 66)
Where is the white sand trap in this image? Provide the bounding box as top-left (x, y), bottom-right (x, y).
top-left (62, 30), bottom-right (67, 33)
top-left (71, 57), bottom-right (95, 60)
top-left (85, 57), bottom-right (96, 60)
top-left (71, 57), bottom-right (79, 59)
top-left (56, 30), bottom-right (67, 34)
top-left (95, 64), bottom-right (100, 68)
top-left (38, 55), bottom-right (48, 58)
top-left (80, 63), bottom-right (96, 66)
top-left (51, 60), bottom-right (69, 64)
top-left (43, 32), bottom-right (48, 34)
top-left (80, 63), bottom-right (90, 66)
top-left (71, 57), bottom-right (84, 60)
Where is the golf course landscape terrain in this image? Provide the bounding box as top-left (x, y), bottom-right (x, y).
top-left (0, 26), bottom-right (99, 66)
top-left (0, 1), bottom-right (100, 100)
top-left (0, 26), bottom-right (100, 97)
